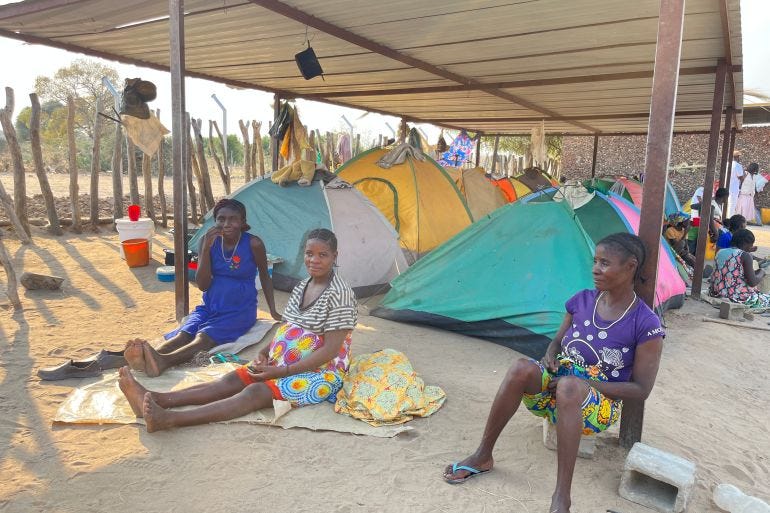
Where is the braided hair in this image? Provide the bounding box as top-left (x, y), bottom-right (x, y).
top-left (306, 228), bottom-right (337, 252)
top-left (213, 198), bottom-right (250, 231)
top-left (597, 232), bottom-right (647, 283)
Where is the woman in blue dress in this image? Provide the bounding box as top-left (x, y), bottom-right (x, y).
top-left (124, 199), bottom-right (281, 377)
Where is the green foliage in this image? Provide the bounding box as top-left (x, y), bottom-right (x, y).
top-left (204, 134), bottom-right (244, 166)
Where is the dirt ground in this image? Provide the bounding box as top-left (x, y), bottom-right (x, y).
top-left (0, 222), bottom-right (769, 512)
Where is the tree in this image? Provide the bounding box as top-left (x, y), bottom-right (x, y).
top-left (34, 58), bottom-right (121, 140)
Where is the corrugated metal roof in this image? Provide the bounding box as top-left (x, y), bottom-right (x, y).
top-left (0, 0), bottom-right (743, 134)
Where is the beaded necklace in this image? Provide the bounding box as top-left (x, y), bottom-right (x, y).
top-left (220, 232), bottom-right (242, 264)
top-left (591, 291), bottom-right (637, 339)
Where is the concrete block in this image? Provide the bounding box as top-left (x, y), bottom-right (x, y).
top-left (542, 418), bottom-right (596, 459)
top-left (619, 442), bottom-right (696, 513)
top-left (719, 301), bottom-right (748, 321)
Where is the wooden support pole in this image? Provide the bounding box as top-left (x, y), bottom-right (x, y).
top-left (127, 137), bottom-right (139, 205)
top-left (475, 135), bottom-right (482, 167)
top-left (211, 120), bottom-right (231, 194)
top-left (354, 133), bottom-right (361, 156)
top-left (239, 119), bottom-right (252, 184)
top-left (271, 94), bottom-right (280, 172)
top-left (0, 232), bottom-right (21, 310)
top-left (111, 107), bottom-right (124, 223)
top-left (253, 120), bottom-right (264, 177)
top-left (156, 109), bottom-right (168, 227)
top-left (0, 87), bottom-right (30, 236)
top-left (89, 95), bottom-right (103, 230)
top-left (724, 127), bottom-right (737, 208)
top-left (490, 135), bottom-right (500, 174)
top-left (186, 116), bottom-right (200, 222)
top-left (0, 180), bottom-right (30, 244)
top-left (692, 60), bottom-right (728, 300)
top-left (67, 96), bottom-right (82, 232)
top-left (141, 151), bottom-right (156, 222)
top-left (29, 93), bottom-right (62, 235)
top-left (624, 0), bottom-right (685, 449)
top-left (717, 107), bottom-right (733, 216)
top-left (170, 0), bottom-right (188, 321)
top-left (591, 135), bottom-right (599, 178)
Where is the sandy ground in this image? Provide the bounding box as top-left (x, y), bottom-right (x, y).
top-left (0, 225), bottom-right (769, 513)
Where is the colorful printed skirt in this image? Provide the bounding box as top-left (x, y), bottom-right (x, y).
top-left (236, 323), bottom-right (348, 407)
top-left (522, 357), bottom-right (621, 435)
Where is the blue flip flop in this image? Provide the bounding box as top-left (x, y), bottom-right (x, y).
top-left (444, 462), bottom-right (490, 484)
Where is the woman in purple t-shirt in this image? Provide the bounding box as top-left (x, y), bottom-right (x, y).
top-left (443, 233), bottom-right (664, 513)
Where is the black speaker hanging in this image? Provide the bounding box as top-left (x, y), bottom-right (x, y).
top-left (295, 45), bottom-right (324, 80)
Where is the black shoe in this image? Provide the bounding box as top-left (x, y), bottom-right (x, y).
top-left (37, 360), bottom-right (102, 380)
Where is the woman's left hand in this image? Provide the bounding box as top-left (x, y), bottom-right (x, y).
top-left (245, 364), bottom-right (285, 382)
top-left (270, 309), bottom-right (283, 321)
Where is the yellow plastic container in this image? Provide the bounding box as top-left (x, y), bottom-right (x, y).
top-left (761, 208), bottom-right (770, 225)
top-left (705, 241), bottom-right (716, 261)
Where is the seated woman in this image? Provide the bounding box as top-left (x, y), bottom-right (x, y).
top-left (124, 198), bottom-right (281, 377)
top-left (709, 228), bottom-right (770, 308)
top-left (117, 228), bottom-right (357, 431)
top-left (716, 214), bottom-right (746, 249)
top-left (663, 211), bottom-right (695, 269)
top-left (442, 233), bottom-right (664, 513)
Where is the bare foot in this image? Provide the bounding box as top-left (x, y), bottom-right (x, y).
top-left (141, 342), bottom-right (165, 378)
top-left (143, 393), bottom-right (174, 432)
top-left (549, 494), bottom-right (571, 513)
top-left (442, 453), bottom-right (494, 484)
top-left (124, 339), bottom-right (147, 372)
top-left (118, 366), bottom-right (149, 418)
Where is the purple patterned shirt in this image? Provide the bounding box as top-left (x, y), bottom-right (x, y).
top-left (560, 289), bottom-right (664, 382)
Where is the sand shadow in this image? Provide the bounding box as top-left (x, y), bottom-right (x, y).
top-left (59, 240), bottom-right (136, 310)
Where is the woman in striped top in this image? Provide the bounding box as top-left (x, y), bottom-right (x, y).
top-left (117, 228), bottom-right (358, 432)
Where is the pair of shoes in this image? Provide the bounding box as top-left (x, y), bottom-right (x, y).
top-left (443, 462), bottom-right (490, 484)
top-left (37, 349), bottom-right (126, 381)
top-left (37, 360), bottom-right (102, 380)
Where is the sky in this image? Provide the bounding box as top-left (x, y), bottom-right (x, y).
top-left (0, 0), bottom-right (768, 139)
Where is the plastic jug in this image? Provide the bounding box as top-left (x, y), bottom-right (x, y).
top-left (713, 483), bottom-right (770, 513)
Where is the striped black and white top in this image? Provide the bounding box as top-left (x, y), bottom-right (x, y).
top-left (282, 273), bottom-right (357, 334)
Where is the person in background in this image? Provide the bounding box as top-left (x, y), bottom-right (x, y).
top-left (735, 163), bottom-right (759, 223)
top-left (710, 229), bottom-right (770, 308)
top-left (687, 187), bottom-right (728, 255)
top-left (664, 212), bottom-right (696, 268)
top-left (717, 214), bottom-right (746, 250)
top-left (727, 150), bottom-right (745, 217)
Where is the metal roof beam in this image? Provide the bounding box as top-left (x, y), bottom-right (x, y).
top-left (247, 0), bottom-right (598, 132)
top-left (291, 65), bottom-right (743, 99)
top-left (0, 0), bottom-right (88, 21)
top-left (429, 108), bottom-right (739, 124)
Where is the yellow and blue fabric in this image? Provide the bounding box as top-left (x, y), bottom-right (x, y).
top-left (335, 349), bottom-right (446, 426)
top-left (522, 356), bottom-right (621, 435)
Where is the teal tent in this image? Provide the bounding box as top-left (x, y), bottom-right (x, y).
top-left (189, 177), bottom-right (408, 297)
top-left (373, 200), bottom-right (595, 358)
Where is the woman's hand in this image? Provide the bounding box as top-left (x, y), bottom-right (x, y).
top-left (270, 309), bottom-right (283, 321)
top-left (202, 226), bottom-right (223, 250)
top-left (252, 350), bottom-right (269, 367)
top-left (245, 364), bottom-right (285, 382)
top-left (540, 347), bottom-right (559, 374)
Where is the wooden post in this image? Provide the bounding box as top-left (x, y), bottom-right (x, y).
top-left (0, 87), bottom-right (30, 237)
top-left (156, 109), bottom-right (168, 227)
top-left (717, 107), bottom-right (733, 189)
top-left (67, 96), bottom-right (82, 232)
top-left (354, 133), bottom-right (361, 156)
top-left (475, 135), bottom-right (482, 167)
top-left (211, 120), bottom-right (231, 194)
top-left (188, 119), bottom-right (212, 211)
top-left (490, 135), bottom-right (500, 174)
top-left (724, 128), bottom-right (737, 201)
top-left (0, 232), bottom-right (21, 310)
top-left (89, 95), bottom-right (103, 230)
top-left (141, 151), bottom-right (156, 222)
top-left (253, 120), bottom-right (264, 177)
top-left (127, 137), bottom-right (139, 205)
top-left (29, 93), bottom-right (62, 235)
top-left (271, 94), bottom-right (280, 172)
top-left (0, 181), bottom-right (30, 244)
top-left (170, 0), bottom-right (189, 321)
top-left (692, 60), bottom-right (728, 300)
top-left (185, 116), bottom-right (200, 222)
top-left (326, 132), bottom-right (334, 171)
top-left (591, 135), bottom-right (599, 178)
top-left (111, 106), bottom-right (124, 223)
top-left (624, 0), bottom-right (685, 449)
top-left (239, 119), bottom-right (252, 184)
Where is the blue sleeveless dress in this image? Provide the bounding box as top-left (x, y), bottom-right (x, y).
top-left (167, 233), bottom-right (258, 344)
